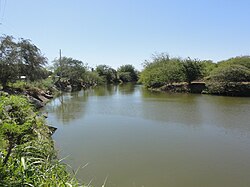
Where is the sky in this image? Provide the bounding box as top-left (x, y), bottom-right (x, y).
top-left (0, 0), bottom-right (250, 70)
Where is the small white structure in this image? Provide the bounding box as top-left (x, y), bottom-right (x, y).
top-left (20, 76), bottom-right (26, 79)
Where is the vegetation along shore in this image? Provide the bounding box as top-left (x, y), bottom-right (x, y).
top-left (1, 34), bottom-right (250, 186)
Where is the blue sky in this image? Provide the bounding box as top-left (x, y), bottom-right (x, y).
top-left (1, 0), bottom-right (250, 70)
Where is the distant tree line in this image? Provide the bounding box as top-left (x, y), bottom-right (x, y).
top-left (0, 35), bottom-right (139, 91)
top-left (1, 34), bottom-right (249, 96)
top-left (51, 58), bottom-right (139, 90)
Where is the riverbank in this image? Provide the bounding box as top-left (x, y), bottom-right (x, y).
top-left (148, 82), bottom-right (250, 97)
top-left (0, 91), bottom-right (83, 186)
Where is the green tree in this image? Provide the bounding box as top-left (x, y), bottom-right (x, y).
top-left (53, 57), bottom-right (87, 81)
top-left (182, 58), bottom-right (203, 84)
top-left (18, 39), bottom-right (47, 81)
top-left (0, 35), bottom-right (48, 89)
top-left (0, 36), bottom-right (19, 89)
top-left (117, 64), bottom-right (138, 83)
top-left (96, 65), bottom-right (117, 83)
top-left (83, 71), bottom-right (105, 85)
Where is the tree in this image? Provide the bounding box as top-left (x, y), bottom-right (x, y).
top-left (0, 36), bottom-right (19, 89)
top-left (18, 39), bottom-right (47, 81)
top-left (0, 35), bottom-right (48, 89)
top-left (96, 65), bottom-right (117, 83)
top-left (53, 57), bottom-right (87, 81)
top-left (182, 58), bottom-right (203, 84)
top-left (117, 64), bottom-right (138, 83)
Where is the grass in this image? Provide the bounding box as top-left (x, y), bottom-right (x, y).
top-left (0, 94), bottom-right (84, 186)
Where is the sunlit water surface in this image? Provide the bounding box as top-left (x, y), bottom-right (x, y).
top-left (44, 84), bottom-right (250, 187)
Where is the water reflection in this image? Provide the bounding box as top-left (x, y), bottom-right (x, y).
top-left (140, 88), bottom-right (250, 133)
top-left (45, 84), bottom-right (250, 132)
top-left (44, 84), bottom-right (250, 187)
top-left (117, 83), bottom-right (135, 95)
top-left (140, 89), bottom-right (204, 127)
top-left (92, 85), bottom-right (117, 96)
top-left (45, 91), bottom-right (89, 124)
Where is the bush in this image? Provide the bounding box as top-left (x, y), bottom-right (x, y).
top-left (209, 64), bottom-right (250, 82)
top-left (206, 61), bottom-right (250, 96)
top-left (139, 54), bottom-right (185, 88)
top-left (218, 56), bottom-right (250, 69)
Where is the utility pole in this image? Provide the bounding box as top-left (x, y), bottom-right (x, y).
top-left (59, 49), bottom-right (62, 78)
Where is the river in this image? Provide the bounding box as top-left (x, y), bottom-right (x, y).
top-left (44, 84), bottom-right (250, 187)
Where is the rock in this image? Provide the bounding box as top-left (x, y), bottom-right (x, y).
top-left (48, 125), bottom-right (57, 135)
top-left (27, 95), bottom-right (45, 109)
top-left (43, 93), bottom-right (53, 99)
top-left (37, 95), bottom-right (49, 104)
top-left (4, 105), bottom-right (12, 112)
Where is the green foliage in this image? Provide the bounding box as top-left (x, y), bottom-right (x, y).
top-left (84, 71), bottom-right (105, 85)
top-left (201, 60), bottom-right (217, 78)
top-left (182, 58), bottom-right (203, 84)
top-left (0, 95), bottom-right (82, 186)
top-left (0, 95), bottom-right (35, 141)
top-left (96, 64), bottom-right (118, 84)
top-left (139, 54), bottom-right (185, 88)
top-left (0, 138), bottom-right (81, 186)
top-left (11, 78), bottom-right (55, 93)
top-left (117, 64), bottom-right (138, 83)
top-left (206, 56), bottom-right (250, 96)
top-left (53, 57), bottom-right (87, 81)
top-left (18, 38), bottom-right (48, 81)
top-left (209, 64), bottom-right (250, 82)
top-left (0, 35), bottom-right (48, 89)
top-left (218, 56), bottom-right (250, 69)
top-left (0, 35), bottom-right (19, 89)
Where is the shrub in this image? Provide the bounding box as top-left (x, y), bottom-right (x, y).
top-left (209, 64), bottom-right (250, 82)
top-left (139, 54), bottom-right (185, 88)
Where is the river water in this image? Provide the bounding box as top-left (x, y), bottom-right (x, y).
top-left (44, 84), bottom-right (250, 187)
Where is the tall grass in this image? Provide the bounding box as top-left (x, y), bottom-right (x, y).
top-left (0, 95), bottom-right (84, 186)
